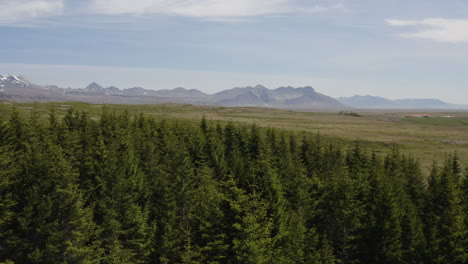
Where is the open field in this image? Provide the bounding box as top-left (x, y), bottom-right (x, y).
top-left (2, 101), bottom-right (468, 171)
top-left (404, 116), bottom-right (468, 126)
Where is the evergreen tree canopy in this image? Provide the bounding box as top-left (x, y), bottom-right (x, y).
top-left (0, 107), bottom-right (466, 264)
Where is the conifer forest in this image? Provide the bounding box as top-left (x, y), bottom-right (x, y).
top-left (0, 107), bottom-right (467, 264)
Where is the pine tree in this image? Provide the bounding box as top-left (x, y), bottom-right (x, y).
top-left (424, 156), bottom-right (466, 263)
top-left (2, 110), bottom-right (100, 263)
top-left (318, 168), bottom-right (364, 264)
top-left (150, 129), bottom-right (199, 263)
top-left (232, 192), bottom-right (274, 264)
top-left (458, 166), bottom-right (468, 264)
top-left (92, 113), bottom-right (153, 264)
top-left (191, 166), bottom-right (229, 263)
top-left (0, 115), bottom-right (17, 261)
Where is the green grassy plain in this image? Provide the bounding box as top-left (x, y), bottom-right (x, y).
top-left (404, 116), bottom-right (468, 126)
top-left (2, 101), bottom-right (468, 171)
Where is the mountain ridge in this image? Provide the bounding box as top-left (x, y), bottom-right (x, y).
top-left (1, 74), bottom-right (467, 110)
top-left (0, 75), bottom-right (349, 109)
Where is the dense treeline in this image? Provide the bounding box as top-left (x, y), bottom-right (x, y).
top-left (0, 107), bottom-right (467, 264)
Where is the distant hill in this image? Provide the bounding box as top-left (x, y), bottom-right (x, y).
top-left (0, 74), bottom-right (348, 110)
top-left (1, 73), bottom-right (466, 110)
top-left (154, 87), bottom-right (209, 98)
top-left (337, 95), bottom-right (466, 109)
top-left (337, 95), bottom-right (394, 108)
top-left (86, 82), bottom-right (105, 91)
top-left (213, 85), bottom-right (346, 109)
top-left (392, 99), bottom-right (450, 108)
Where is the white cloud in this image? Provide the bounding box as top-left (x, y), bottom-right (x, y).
top-left (386, 19), bottom-right (420, 27)
top-left (387, 18), bottom-right (468, 43)
top-left (0, 0), bottom-right (64, 25)
top-left (89, 0), bottom-right (335, 18)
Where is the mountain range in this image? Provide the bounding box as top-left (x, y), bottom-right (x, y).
top-left (1, 74), bottom-right (467, 110)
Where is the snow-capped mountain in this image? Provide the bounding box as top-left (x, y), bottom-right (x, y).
top-left (0, 74), bottom-right (66, 101)
top-left (0, 74), bottom-right (30, 88)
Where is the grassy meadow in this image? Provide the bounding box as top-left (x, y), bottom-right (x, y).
top-left (2, 100), bottom-right (468, 171)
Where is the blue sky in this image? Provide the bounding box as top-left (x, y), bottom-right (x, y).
top-left (1, 0), bottom-right (468, 104)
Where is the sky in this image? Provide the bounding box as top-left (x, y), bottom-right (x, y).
top-left (1, 0), bottom-right (468, 104)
